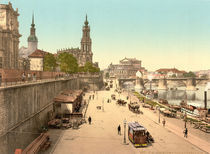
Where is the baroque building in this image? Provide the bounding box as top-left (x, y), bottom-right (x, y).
top-left (57, 15), bottom-right (93, 66)
top-left (0, 2), bottom-right (21, 69)
top-left (108, 58), bottom-right (146, 79)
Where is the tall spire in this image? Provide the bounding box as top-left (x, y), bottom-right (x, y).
top-left (32, 12), bottom-right (35, 27)
top-left (28, 12), bottom-right (38, 42)
top-left (84, 14), bottom-right (89, 26)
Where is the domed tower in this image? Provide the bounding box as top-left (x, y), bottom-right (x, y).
top-left (80, 15), bottom-right (93, 66)
top-left (27, 13), bottom-right (38, 54)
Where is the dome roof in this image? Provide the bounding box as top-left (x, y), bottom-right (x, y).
top-left (28, 35), bottom-right (38, 42)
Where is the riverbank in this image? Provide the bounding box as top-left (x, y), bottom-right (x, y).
top-left (128, 91), bottom-right (210, 153)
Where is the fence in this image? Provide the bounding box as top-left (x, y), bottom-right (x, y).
top-left (0, 72), bottom-right (101, 88)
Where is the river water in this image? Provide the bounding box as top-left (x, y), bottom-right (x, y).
top-left (130, 84), bottom-right (210, 108)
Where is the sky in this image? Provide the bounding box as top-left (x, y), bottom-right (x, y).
top-left (1, 0), bottom-right (210, 71)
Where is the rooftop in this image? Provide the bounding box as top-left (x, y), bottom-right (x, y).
top-left (54, 90), bottom-right (83, 103)
top-left (28, 49), bottom-right (48, 58)
top-left (128, 122), bottom-right (147, 131)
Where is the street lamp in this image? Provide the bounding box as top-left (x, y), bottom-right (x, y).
top-left (123, 119), bottom-right (128, 145)
top-left (184, 112), bottom-right (187, 128)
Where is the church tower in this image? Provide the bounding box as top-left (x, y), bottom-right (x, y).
top-left (80, 15), bottom-right (93, 66)
top-left (27, 13), bottom-right (38, 53)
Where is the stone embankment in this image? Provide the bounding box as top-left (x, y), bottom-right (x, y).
top-left (0, 75), bottom-right (103, 154)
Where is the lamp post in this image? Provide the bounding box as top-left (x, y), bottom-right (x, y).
top-left (184, 112), bottom-right (187, 128)
top-left (123, 119), bottom-right (127, 144)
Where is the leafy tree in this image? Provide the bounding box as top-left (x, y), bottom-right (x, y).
top-left (78, 66), bottom-right (85, 72)
top-left (105, 72), bottom-right (110, 78)
top-left (183, 71), bottom-right (196, 78)
top-left (172, 74), bottom-right (176, 78)
top-left (84, 62), bottom-right (100, 73)
top-left (43, 53), bottom-right (57, 71)
top-left (57, 52), bottom-right (78, 73)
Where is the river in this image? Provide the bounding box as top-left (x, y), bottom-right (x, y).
top-left (125, 83), bottom-right (210, 108)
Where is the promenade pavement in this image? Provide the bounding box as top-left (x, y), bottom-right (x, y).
top-left (51, 87), bottom-right (207, 154)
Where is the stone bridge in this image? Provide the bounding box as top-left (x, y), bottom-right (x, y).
top-left (118, 77), bottom-right (208, 91)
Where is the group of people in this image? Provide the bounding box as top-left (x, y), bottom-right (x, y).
top-left (22, 72), bottom-right (36, 82)
top-left (89, 94), bottom-right (95, 100)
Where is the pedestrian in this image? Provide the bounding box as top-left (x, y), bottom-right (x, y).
top-left (118, 125), bottom-right (121, 135)
top-left (162, 118), bottom-right (166, 127)
top-left (27, 73), bottom-right (31, 81)
top-left (89, 95), bottom-right (91, 100)
top-left (22, 73), bottom-right (25, 82)
top-left (88, 116), bottom-right (92, 124)
top-left (184, 128), bottom-right (188, 138)
top-left (33, 73), bottom-right (36, 81)
top-left (93, 95), bottom-right (94, 100)
top-left (84, 100), bottom-right (87, 106)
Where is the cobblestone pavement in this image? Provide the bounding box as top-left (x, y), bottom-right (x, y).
top-left (51, 87), bottom-right (207, 154)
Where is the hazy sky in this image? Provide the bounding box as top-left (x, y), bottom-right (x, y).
top-left (2, 0), bottom-right (210, 71)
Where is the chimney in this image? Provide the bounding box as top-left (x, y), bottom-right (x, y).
top-left (204, 91), bottom-right (207, 109)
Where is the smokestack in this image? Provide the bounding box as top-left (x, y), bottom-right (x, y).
top-left (204, 82), bottom-right (210, 109)
top-left (204, 91), bottom-right (207, 109)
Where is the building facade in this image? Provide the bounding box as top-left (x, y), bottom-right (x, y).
top-left (28, 49), bottom-right (48, 71)
top-left (195, 69), bottom-right (210, 78)
top-left (0, 2), bottom-right (21, 69)
top-left (155, 68), bottom-right (186, 78)
top-left (108, 58), bottom-right (146, 79)
top-left (57, 15), bottom-right (93, 66)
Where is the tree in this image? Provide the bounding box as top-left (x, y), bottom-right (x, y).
top-left (43, 53), bottom-right (57, 71)
top-left (183, 71), bottom-right (196, 78)
top-left (84, 62), bottom-right (100, 73)
top-left (172, 74), bottom-right (176, 78)
top-left (57, 52), bottom-right (78, 73)
top-left (105, 72), bottom-right (110, 78)
top-left (78, 66), bottom-right (85, 72)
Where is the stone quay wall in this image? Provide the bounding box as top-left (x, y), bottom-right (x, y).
top-left (0, 75), bottom-right (103, 154)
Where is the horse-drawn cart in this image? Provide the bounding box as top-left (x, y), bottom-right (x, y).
top-left (117, 99), bottom-right (127, 105)
top-left (128, 102), bottom-right (140, 114)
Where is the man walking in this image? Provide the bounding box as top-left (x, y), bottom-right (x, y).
top-left (88, 116), bottom-right (92, 124)
top-left (162, 118), bottom-right (166, 127)
top-left (118, 125), bottom-right (121, 135)
top-left (184, 128), bottom-right (188, 138)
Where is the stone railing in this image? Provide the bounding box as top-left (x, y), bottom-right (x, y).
top-left (0, 72), bottom-right (102, 88)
